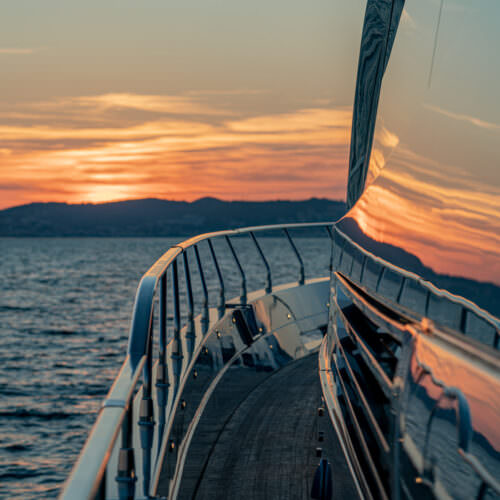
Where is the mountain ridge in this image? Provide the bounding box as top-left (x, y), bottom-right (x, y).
top-left (0, 197), bottom-right (346, 236)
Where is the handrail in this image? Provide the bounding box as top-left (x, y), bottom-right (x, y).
top-left (333, 226), bottom-right (500, 345)
top-left (60, 220), bottom-right (335, 500)
top-left (325, 271), bottom-right (500, 500)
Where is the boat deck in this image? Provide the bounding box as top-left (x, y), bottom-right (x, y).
top-left (158, 354), bottom-right (357, 499)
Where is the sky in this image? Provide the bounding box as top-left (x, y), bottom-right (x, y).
top-left (0, 0), bottom-right (367, 209)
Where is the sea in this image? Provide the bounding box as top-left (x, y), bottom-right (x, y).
top-left (0, 236), bottom-right (331, 498)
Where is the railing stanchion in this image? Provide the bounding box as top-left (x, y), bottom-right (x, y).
top-left (139, 328), bottom-right (155, 498)
top-left (156, 273), bottom-right (169, 458)
top-left (116, 400), bottom-right (136, 500)
top-left (194, 245), bottom-right (210, 333)
top-left (225, 235), bottom-right (247, 305)
top-left (283, 229), bottom-right (305, 285)
top-left (324, 225), bottom-right (334, 274)
top-left (183, 251), bottom-right (196, 359)
top-left (208, 240), bottom-right (225, 318)
top-left (171, 258), bottom-right (183, 395)
top-left (250, 232), bottom-right (272, 294)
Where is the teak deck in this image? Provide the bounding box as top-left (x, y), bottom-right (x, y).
top-left (158, 354), bottom-right (357, 499)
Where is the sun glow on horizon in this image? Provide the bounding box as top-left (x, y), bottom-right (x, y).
top-left (0, 93), bottom-right (352, 209)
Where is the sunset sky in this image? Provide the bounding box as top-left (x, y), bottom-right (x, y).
top-left (0, 0), bottom-right (367, 209)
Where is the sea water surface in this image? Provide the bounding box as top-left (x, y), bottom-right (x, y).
top-left (0, 236), bottom-right (331, 498)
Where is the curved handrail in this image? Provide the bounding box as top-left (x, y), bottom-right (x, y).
top-left (333, 226), bottom-right (500, 345)
top-left (60, 220), bottom-right (335, 500)
top-left (128, 222), bottom-right (333, 367)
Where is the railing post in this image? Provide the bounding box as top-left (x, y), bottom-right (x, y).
top-left (156, 273), bottom-right (169, 458)
top-left (225, 235), bottom-right (247, 305)
top-left (324, 225), bottom-right (334, 275)
top-left (183, 251), bottom-right (196, 359)
top-left (283, 228), bottom-right (305, 285)
top-left (138, 329), bottom-right (155, 498)
top-left (207, 240), bottom-right (225, 318)
top-left (194, 244), bottom-right (210, 334)
top-left (171, 259), bottom-right (183, 395)
top-left (115, 401), bottom-right (137, 500)
top-left (250, 232), bottom-right (272, 294)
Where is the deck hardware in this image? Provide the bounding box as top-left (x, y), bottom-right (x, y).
top-left (115, 404), bottom-right (137, 500)
top-left (156, 273), bottom-right (169, 458)
top-left (420, 317), bottom-right (434, 335)
top-left (250, 231), bottom-right (272, 293)
top-left (207, 239), bottom-right (225, 318)
top-left (102, 399), bottom-right (127, 409)
top-left (311, 458), bottom-right (333, 500)
top-left (171, 259), bottom-right (184, 397)
top-left (283, 228), bottom-right (305, 285)
top-left (225, 235), bottom-right (247, 305)
top-left (182, 251), bottom-right (196, 359)
top-left (193, 245), bottom-right (209, 333)
top-left (138, 396), bottom-right (155, 498)
top-left (232, 306), bottom-right (259, 346)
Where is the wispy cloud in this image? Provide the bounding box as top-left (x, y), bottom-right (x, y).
top-left (0, 47), bottom-right (46, 55)
top-left (424, 104), bottom-right (500, 131)
top-left (0, 93), bottom-right (351, 208)
top-left (31, 93), bottom-right (234, 117)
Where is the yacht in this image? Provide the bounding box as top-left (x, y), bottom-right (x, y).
top-left (60, 1), bottom-right (500, 499)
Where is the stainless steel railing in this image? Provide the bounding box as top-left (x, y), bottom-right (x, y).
top-left (322, 267), bottom-right (500, 500)
top-left (59, 221), bottom-right (335, 500)
top-left (332, 226), bottom-right (500, 349)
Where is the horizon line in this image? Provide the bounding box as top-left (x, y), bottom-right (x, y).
top-left (1, 195), bottom-right (346, 211)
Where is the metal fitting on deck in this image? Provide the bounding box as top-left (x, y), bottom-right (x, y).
top-left (115, 448), bottom-right (137, 500)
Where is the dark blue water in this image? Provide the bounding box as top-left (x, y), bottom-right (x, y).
top-left (0, 236), bottom-right (331, 498)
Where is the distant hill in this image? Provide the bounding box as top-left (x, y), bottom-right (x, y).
top-left (0, 198), bottom-right (346, 237)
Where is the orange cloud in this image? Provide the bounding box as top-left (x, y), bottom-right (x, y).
top-left (0, 94), bottom-right (352, 208)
